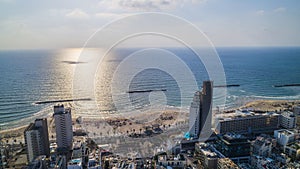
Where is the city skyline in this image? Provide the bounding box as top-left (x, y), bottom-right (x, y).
top-left (1, 1), bottom-right (300, 168)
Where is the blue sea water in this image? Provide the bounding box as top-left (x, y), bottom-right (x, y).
top-left (0, 47), bottom-right (299, 129)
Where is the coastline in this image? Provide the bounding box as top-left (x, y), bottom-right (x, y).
top-left (0, 125), bottom-right (27, 144)
top-left (240, 99), bottom-right (300, 112)
top-left (1, 99), bottom-right (300, 142)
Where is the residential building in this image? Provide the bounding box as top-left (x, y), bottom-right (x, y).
top-left (217, 158), bottom-right (239, 169)
top-left (251, 134), bottom-right (274, 157)
top-left (251, 156), bottom-right (278, 169)
top-left (189, 91), bottom-right (201, 138)
top-left (273, 153), bottom-right (290, 165)
top-left (293, 106), bottom-right (300, 115)
top-left (24, 119), bottom-right (50, 163)
top-left (28, 155), bottom-right (47, 169)
top-left (195, 143), bottom-right (223, 169)
top-left (274, 129), bottom-right (295, 146)
top-left (156, 154), bottom-right (186, 169)
top-left (54, 105), bottom-right (73, 152)
top-left (284, 141), bottom-right (300, 160)
top-left (72, 141), bottom-right (88, 168)
top-left (189, 81), bottom-right (213, 138)
top-left (35, 119), bottom-right (50, 156)
top-left (200, 81), bottom-right (213, 137)
top-left (280, 111), bottom-right (296, 129)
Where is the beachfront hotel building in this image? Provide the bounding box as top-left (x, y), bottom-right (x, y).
top-left (215, 111), bottom-right (279, 134)
top-left (189, 81), bottom-right (213, 138)
top-left (54, 104), bottom-right (73, 152)
top-left (24, 118), bottom-right (50, 162)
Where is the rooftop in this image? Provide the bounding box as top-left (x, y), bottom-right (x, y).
top-left (73, 141), bottom-right (82, 150)
top-left (24, 123), bottom-right (35, 132)
top-left (216, 110), bottom-right (279, 121)
top-left (275, 129), bottom-right (294, 136)
top-left (253, 134), bottom-right (273, 144)
top-left (218, 158), bottom-right (239, 169)
top-left (281, 111), bottom-right (295, 118)
top-left (218, 133), bottom-right (250, 145)
top-left (68, 158), bottom-right (82, 165)
top-left (196, 143), bottom-right (224, 158)
top-left (287, 141), bottom-right (300, 150)
top-left (197, 143), bottom-right (218, 158)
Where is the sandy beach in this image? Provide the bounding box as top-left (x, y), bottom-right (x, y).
top-left (240, 100), bottom-right (300, 112)
top-left (79, 108), bottom-right (189, 138)
top-left (0, 125), bottom-right (27, 144)
top-left (1, 99), bottom-right (300, 143)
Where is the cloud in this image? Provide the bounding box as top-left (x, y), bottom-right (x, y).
top-left (118, 0), bottom-right (182, 11)
top-left (255, 10), bottom-right (265, 16)
top-left (273, 7), bottom-right (286, 13)
top-left (98, 0), bottom-right (206, 11)
top-left (94, 12), bottom-right (131, 19)
top-left (65, 8), bottom-right (89, 19)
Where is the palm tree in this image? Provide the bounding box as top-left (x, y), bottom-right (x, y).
top-left (139, 128), bottom-right (142, 134)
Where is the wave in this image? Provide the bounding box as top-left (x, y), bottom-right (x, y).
top-left (248, 94), bottom-right (300, 100)
top-left (0, 122), bottom-right (8, 126)
top-left (0, 104), bottom-right (53, 130)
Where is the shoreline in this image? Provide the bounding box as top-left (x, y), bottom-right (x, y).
top-left (0, 125), bottom-right (27, 134)
top-left (240, 99), bottom-right (300, 112)
top-left (1, 99), bottom-right (300, 142)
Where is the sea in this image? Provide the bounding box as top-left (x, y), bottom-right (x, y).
top-left (0, 47), bottom-right (300, 130)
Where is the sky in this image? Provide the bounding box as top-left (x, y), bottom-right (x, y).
top-left (0, 0), bottom-right (300, 49)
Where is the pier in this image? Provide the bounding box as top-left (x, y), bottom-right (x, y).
top-left (35, 98), bottom-right (92, 104)
top-left (127, 89), bottom-right (167, 93)
top-left (273, 83), bottom-right (300, 87)
top-left (214, 84), bottom-right (240, 88)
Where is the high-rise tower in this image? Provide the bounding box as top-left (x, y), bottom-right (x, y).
top-left (200, 81), bottom-right (213, 136)
top-left (24, 118), bottom-right (50, 162)
top-left (189, 81), bottom-right (213, 138)
top-left (189, 91), bottom-right (201, 137)
top-left (54, 104), bottom-right (73, 152)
